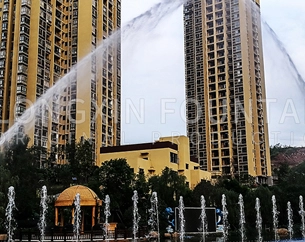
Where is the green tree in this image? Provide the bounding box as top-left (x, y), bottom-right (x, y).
top-left (98, 158), bottom-right (134, 220)
top-left (66, 139), bottom-right (96, 184)
top-left (274, 162), bottom-right (291, 184)
top-left (218, 178), bottom-right (249, 196)
top-left (192, 180), bottom-right (218, 207)
top-left (0, 134), bottom-right (42, 227)
top-left (148, 167), bottom-right (191, 208)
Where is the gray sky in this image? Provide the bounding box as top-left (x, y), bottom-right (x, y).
top-left (121, 0), bottom-right (305, 147)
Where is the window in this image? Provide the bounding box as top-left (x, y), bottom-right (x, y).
top-left (20, 35), bottom-right (29, 43)
top-left (20, 26), bottom-right (30, 34)
top-left (2, 14), bottom-right (8, 22)
top-left (21, 16), bottom-right (30, 24)
top-left (19, 45), bottom-right (28, 53)
top-left (2, 22), bottom-right (8, 30)
top-left (16, 85), bottom-right (27, 93)
top-left (18, 55), bottom-right (28, 64)
top-left (170, 152), bottom-right (178, 164)
top-left (18, 65), bottom-right (28, 73)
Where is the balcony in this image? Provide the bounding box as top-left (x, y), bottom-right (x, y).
top-left (47, 3), bottom-right (52, 13)
top-left (21, 6), bottom-right (31, 16)
top-left (0, 50), bottom-right (6, 59)
top-left (21, 0), bottom-right (31, 7)
top-left (54, 47), bottom-right (61, 57)
top-left (3, 4), bottom-right (9, 12)
top-left (16, 86), bottom-right (27, 96)
top-left (17, 65), bottom-right (28, 74)
top-left (17, 75), bottom-right (27, 85)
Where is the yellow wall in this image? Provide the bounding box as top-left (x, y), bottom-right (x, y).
top-left (100, 136), bottom-right (211, 189)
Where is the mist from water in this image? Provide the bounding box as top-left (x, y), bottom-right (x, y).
top-left (262, 17), bottom-right (305, 146)
top-left (0, 0), bottom-right (187, 148)
top-left (263, 21), bottom-right (305, 92)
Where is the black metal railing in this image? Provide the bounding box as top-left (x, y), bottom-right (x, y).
top-left (9, 227), bottom-right (147, 242)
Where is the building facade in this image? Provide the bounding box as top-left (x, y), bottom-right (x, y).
top-left (184, 0), bottom-right (272, 183)
top-left (0, 0), bottom-right (121, 166)
top-left (100, 136), bottom-right (211, 189)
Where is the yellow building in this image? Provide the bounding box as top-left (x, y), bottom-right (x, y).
top-left (100, 136), bottom-right (211, 189)
top-left (184, 0), bottom-right (271, 184)
top-left (0, 0), bottom-right (121, 166)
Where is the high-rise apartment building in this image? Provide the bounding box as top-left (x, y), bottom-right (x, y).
top-left (0, 0), bottom-right (121, 166)
top-left (184, 0), bottom-right (272, 183)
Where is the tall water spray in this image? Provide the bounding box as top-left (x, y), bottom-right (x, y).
top-left (0, 0), bottom-right (187, 150)
top-left (272, 195), bottom-right (279, 241)
top-left (262, 21), bottom-right (305, 92)
top-left (299, 195), bottom-right (305, 239)
top-left (73, 193), bottom-right (81, 242)
top-left (38, 186), bottom-right (48, 242)
top-left (238, 194), bottom-right (246, 242)
top-left (221, 194), bottom-right (229, 241)
top-left (132, 190), bottom-right (141, 240)
top-left (104, 195), bottom-right (111, 240)
top-left (5, 186), bottom-right (16, 242)
top-left (262, 16), bottom-right (305, 145)
top-left (255, 198), bottom-right (263, 242)
top-left (178, 196), bottom-right (185, 242)
top-left (199, 195), bottom-right (207, 241)
top-left (287, 201), bottom-right (294, 240)
top-left (148, 192), bottom-right (159, 241)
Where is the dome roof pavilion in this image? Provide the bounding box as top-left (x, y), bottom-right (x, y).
top-left (55, 185), bottom-right (102, 207)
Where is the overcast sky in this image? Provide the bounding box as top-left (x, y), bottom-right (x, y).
top-left (120, 0), bottom-right (305, 147)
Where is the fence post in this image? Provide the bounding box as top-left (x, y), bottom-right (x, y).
top-left (27, 229), bottom-right (31, 242)
top-left (51, 228), bottom-right (54, 242)
top-left (19, 229), bottom-right (22, 242)
top-left (63, 228), bottom-right (66, 242)
top-left (91, 228), bottom-right (93, 242)
top-left (114, 228), bottom-right (117, 240)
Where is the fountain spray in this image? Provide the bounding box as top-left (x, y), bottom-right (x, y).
top-left (287, 201), bottom-right (294, 240)
top-left (0, 0), bottom-right (188, 150)
top-left (178, 196), bottom-right (185, 242)
top-left (272, 195), bottom-right (279, 241)
top-left (73, 193), bottom-right (81, 242)
top-left (221, 194), bottom-right (229, 241)
top-left (38, 186), bottom-right (48, 242)
top-left (5, 186), bottom-right (17, 242)
top-left (132, 190), bottom-right (141, 241)
top-left (148, 192), bottom-right (159, 241)
top-left (104, 195), bottom-right (111, 240)
top-left (238, 194), bottom-right (246, 242)
top-left (199, 195), bottom-right (207, 242)
top-left (299, 195), bottom-right (305, 239)
top-left (255, 198), bottom-right (263, 242)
